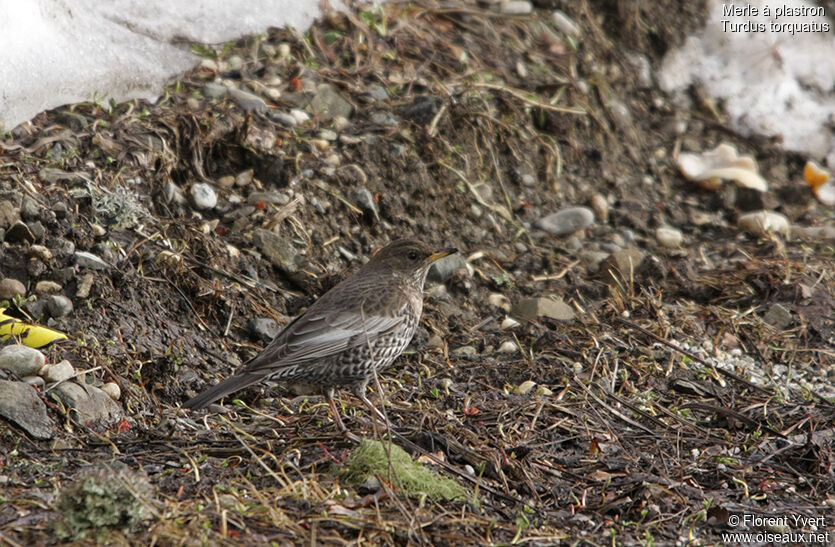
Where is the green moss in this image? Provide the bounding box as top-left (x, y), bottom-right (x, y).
top-left (340, 439), bottom-right (468, 502)
top-left (55, 463), bottom-right (154, 539)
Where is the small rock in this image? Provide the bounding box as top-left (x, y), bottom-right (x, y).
top-left (656, 226), bottom-right (683, 249)
top-left (579, 250), bottom-right (610, 274)
top-left (600, 249), bottom-right (645, 286)
top-left (426, 335), bottom-right (444, 350)
top-left (163, 182), bottom-right (187, 205)
top-left (247, 191), bottom-right (290, 205)
top-left (488, 293), bottom-right (511, 312)
top-left (428, 253), bottom-right (468, 283)
top-left (310, 84), bottom-right (354, 121)
top-left (47, 295), bottom-right (74, 318)
top-left (0, 380), bottom-right (54, 439)
top-left (74, 251), bottom-right (110, 270)
top-left (625, 52), bottom-right (653, 89)
top-left (738, 211), bottom-right (790, 236)
top-left (268, 111), bottom-right (298, 127)
top-left (498, 341), bottom-right (517, 353)
top-left (501, 317), bottom-right (520, 330)
top-left (513, 380), bottom-right (537, 395)
top-left (90, 223), bottom-right (106, 238)
top-left (552, 10), bottom-right (581, 37)
top-left (191, 183), bottom-right (218, 210)
top-left (100, 382), bottom-right (121, 401)
top-left (512, 297), bottom-right (575, 322)
top-left (370, 111), bottom-right (399, 126)
top-left (23, 375), bottom-right (45, 388)
top-left (452, 345), bottom-right (477, 357)
top-left (535, 207), bottom-right (595, 236)
top-left (249, 317), bottom-right (280, 344)
top-left (352, 188), bottom-right (379, 221)
top-left (53, 202), bottom-right (69, 218)
top-left (35, 280), bottom-right (62, 295)
top-left (252, 229), bottom-right (303, 275)
top-left (310, 139), bottom-right (330, 151)
top-left (20, 196), bottom-right (41, 220)
top-left (589, 193), bottom-right (608, 222)
top-left (5, 221), bottom-right (35, 244)
top-left (763, 303), bottom-right (792, 330)
top-left (537, 385), bottom-right (554, 396)
top-left (318, 129), bottom-right (338, 141)
top-left (76, 273), bottom-right (95, 299)
top-left (289, 108), bottom-right (310, 124)
top-left (0, 345), bottom-right (46, 377)
top-left (52, 382), bottom-right (124, 424)
top-left (366, 84), bottom-right (389, 102)
top-left (235, 169), bottom-right (254, 187)
top-left (42, 360), bottom-right (75, 383)
top-left (203, 82), bottom-right (228, 99)
top-left (500, 0), bottom-right (533, 15)
top-left (28, 245), bottom-right (53, 262)
top-left (0, 278), bottom-right (26, 299)
top-left (0, 200), bottom-right (18, 228)
top-left (228, 88), bottom-right (267, 113)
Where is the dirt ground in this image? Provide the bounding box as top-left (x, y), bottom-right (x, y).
top-left (1, 0), bottom-right (834, 544)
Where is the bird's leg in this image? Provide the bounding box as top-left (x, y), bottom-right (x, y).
top-left (354, 382), bottom-right (389, 428)
top-left (324, 387), bottom-right (347, 432)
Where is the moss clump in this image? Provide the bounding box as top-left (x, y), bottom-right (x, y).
top-left (341, 439), bottom-right (468, 502)
top-left (55, 463), bottom-right (154, 539)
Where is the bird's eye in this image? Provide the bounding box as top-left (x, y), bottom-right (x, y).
top-left (407, 250), bottom-right (419, 260)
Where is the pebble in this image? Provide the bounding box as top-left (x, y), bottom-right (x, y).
top-left (35, 280), bottom-right (62, 295)
top-left (41, 359), bottom-right (75, 383)
top-left (53, 382), bottom-right (124, 424)
top-left (488, 293), bottom-right (511, 312)
top-left (252, 229), bottom-right (303, 275)
top-left (235, 169), bottom-right (254, 187)
top-left (191, 182), bottom-right (218, 210)
top-left (47, 295), bottom-right (74, 318)
top-left (452, 345), bottom-right (477, 357)
top-left (249, 317), bottom-right (280, 344)
top-left (90, 223), bottom-right (107, 238)
top-left (76, 273), bottom-right (95, 299)
top-left (74, 251), bottom-right (110, 270)
top-left (552, 10), bottom-right (581, 37)
top-left (247, 191), bottom-right (290, 205)
top-left (501, 317), bottom-right (521, 330)
top-left (228, 88), bottom-right (267, 113)
top-left (513, 380), bottom-right (537, 395)
top-left (0, 380), bottom-right (53, 439)
top-left (28, 245), bottom-right (53, 262)
top-left (0, 278), bottom-right (26, 299)
top-left (5, 221), bottom-right (36, 243)
top-left (738, 211), bottom-right (789, 236)
top-left (498, 341), bottom-right (517, 353)
top-left (0, 200), bottom-right (18, 228)
top-left (500, 0), bottom-right (533, 15)
top-left (318, 129), bottom-right (338, 141)
top-left (426, 335), bottom-right (444, 350)
top-left (0, 344), bottom-right (46, 377)
top-left (277, 43), bottom-right (291, 60)
top-left (20, 196), bottom-right (41, 220)
top-left (23, 375), bottom-right (45, 388)
top-left (656, 226), bottom-right (683, 249)
top-left (290, 109), bottom-right (310, 124)
top-left (163, 182), bottom-right (187, 205)
top-left (511, 297), bottom-right (575, 322)
top-left (763, 303), bottom-right (792, 330)
top-left (100, 382), bottom-right (121, 401)
top-left (534, 207), bottom-right (594, 236)
top-left (202, 82), bottom-right (228, 99)
top-left (352, 188), bottom-right (379, 221)
top-left (589, 193), bottom-right (608, 222)
top-left (268, 111), bottom-right (297, 127)
top-left (600, 249), bottom-right (645, 285)
top-left (427, 253), bottom-right (468, 283)
top-left (311, 84), bottom-right (354, 121)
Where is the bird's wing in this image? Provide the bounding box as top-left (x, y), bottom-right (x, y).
top-left (242, 305), bottom-right (407, 373)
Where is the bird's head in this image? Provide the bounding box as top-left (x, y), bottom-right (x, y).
top-left (368, 239), bottom-right (458, 281)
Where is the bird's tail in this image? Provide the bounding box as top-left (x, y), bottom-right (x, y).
top-left (181, 372), bottom-right (264, 410)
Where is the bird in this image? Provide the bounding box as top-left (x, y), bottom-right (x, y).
top-left (182, 238), bottom-right (458, 430)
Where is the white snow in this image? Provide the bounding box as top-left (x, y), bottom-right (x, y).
top-left (659, 0), bottom-right (835, 165)
top-left (0, 0), bottom-right (327, 131)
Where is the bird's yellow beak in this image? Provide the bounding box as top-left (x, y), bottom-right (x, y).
top-left (426, 247), bottom-right (458, 263)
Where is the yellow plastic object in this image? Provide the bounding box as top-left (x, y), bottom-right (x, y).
top-left (0, 308), bottom-right (68, 348)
